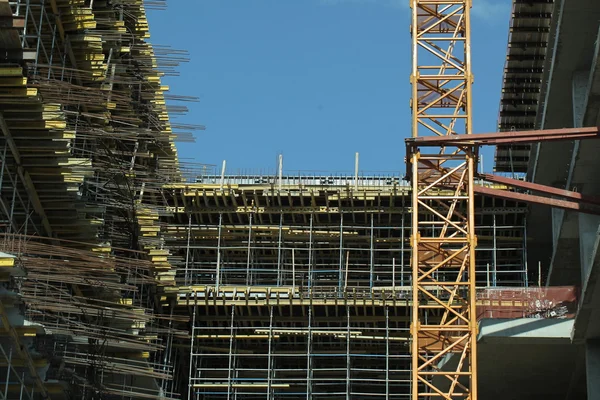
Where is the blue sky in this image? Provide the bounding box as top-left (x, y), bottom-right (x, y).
top-left (147, 0), bottom-right (512, 175)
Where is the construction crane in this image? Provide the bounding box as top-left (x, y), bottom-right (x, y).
top-left (407, 2), bottom-right (600, 399)
top-left (409, 1), bottom-right (477, 399)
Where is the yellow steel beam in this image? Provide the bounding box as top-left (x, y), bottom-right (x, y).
top-left (166, 205), bottom-right (406, 214)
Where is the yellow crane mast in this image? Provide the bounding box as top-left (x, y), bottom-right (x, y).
top-left (410, 1), bottom-right (477, 399)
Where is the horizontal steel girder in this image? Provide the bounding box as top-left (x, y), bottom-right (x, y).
top-left (406, 126), bottom-right (600, 148)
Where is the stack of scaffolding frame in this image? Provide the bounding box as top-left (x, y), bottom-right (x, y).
top-left (0, 0), bottom-right (195, 398)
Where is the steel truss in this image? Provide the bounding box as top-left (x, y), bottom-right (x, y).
top-left (407, 126), bottom-right (600, 215)
top-left (410, 1), bottom-right (477, 399)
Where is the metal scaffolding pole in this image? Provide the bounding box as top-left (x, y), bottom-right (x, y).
top-left (306, 307), bottom-right (312, 400)
top-left (308, 214), bottom-right (314, 289)
top-left (339, 213), bottom-right (344, 291)
top-left (227, 306), bottom-right (235, 400)
top-left (401, 212), bottom-right (405, 286)
top-left (369, 214), bottom-right (375, 288)
top-left (386, 306), bottom-right (390, 399)
top-left (277, 213), bottom-right (283, 285)
top-left (184, 213), bottom-right (192, 286)
top-left (267, 306), bottom-right (274, 399)
top-left (346, 306), bottom-right (351, 400)
top-left (493, 214), bottom-right (498, 287)
top-left (187, 297), bottom-right (197, 400)
top-left (216, 213), bottom-right (223, 290)
top-left (246, 213), bottom-right (253, 285)
top-left (0, 143), bottom-right (6, 194)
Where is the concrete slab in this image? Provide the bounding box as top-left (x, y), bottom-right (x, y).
top-left (479, 318), bottom-right (573, 343)
top-left (475, 318), bottom-right (583, 400)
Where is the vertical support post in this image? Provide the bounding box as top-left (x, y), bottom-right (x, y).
top-left (306, 307), bottom-right (312, 400)
top-left (467, 4), bottom-right (479, 394)
top-left (0, 143), bottom-right (7, 193)
top-left (267, 306), bottom-right (274, 399)
top-left (392, 257), bottom-right (396, 290)
top-left (539, 261), bottom-right (542, 287)
top-left (9, 173), bottom-right (18, 232)
top-left (21, 0), bottom-right (29, 48)
top-left (220, 160), bottom-right (226, 190)
top-left (410, 148), bottom-right (420, 400)
top-left (47, 23), bottom-right (57, 80)
top-left (247, 212), bottom-right (253, 285)
top-left (493, 214), bottom-right (497, 286)
top-left (369, 214), bottom-right (374, 289)
top-left (346, 306), bottom-right (351, 400)
top-left (277, 212), bottom-right (283, 285)
top-left (216, 213), bottom-right (223, 290)
top-left (385, 306), bottom-right (390, 399)
top-left (354, 152), bottom-right (359, 189)
top-left (339, 213), bottom-right (344, 292)
top-left (24, 200), bottom-right (30, 236)
top-left (33, 0), bottom-right (45, 76)
top-left (345, 250), bottom-right (350, 290)
top-left (184, 213), bottom-right (192, 286)
top-left (523, 215), bottom-right (529, 287)
top-left (187, 298), bottom-right (197, 400)
top-left (401, 211), bottom-right (405, 286)
top-left (161, 306), bottom-right (175, 394)
top-left (278, 154), bottom-right (283, 191)
top-left (292, 248), bottom-right (296, 291)
top-left (308, 213), bottom-right (314, 289)
top-left (227, 305), bottom-right (235, 400)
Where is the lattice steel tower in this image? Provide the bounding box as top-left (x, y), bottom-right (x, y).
top-left (409, 1), bottom-right (477, 399)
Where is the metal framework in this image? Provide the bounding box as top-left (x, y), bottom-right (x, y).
top-left (410, 1), bottom-right (477, 399)
top-left (163, 177), bottom-right (529, 399)
top-left (0, 1), bottom-right (191, 398)
top-left (406, 127), bottom-right (600, 215)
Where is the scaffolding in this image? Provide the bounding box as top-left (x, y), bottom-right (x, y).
top-left (0, 1), bottom-right (580, 399)
top-left (164, 178), bottom-right (528, 289)
top-left (0, 0), bottom-right (196, 398)
top-left (0, 233), bottom-right (188, 399)
top-left (188, 302), bottom-right (410, 399)
top-left (160, 177), bottom-right (530, 399)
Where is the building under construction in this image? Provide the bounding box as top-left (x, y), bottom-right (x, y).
top-left (0, 0), bottom-right (598, 399)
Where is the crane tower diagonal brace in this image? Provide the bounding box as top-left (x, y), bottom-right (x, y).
top-left (410, 1), bottom-right (478, 399)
